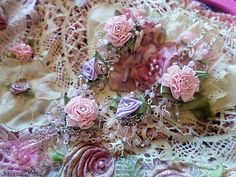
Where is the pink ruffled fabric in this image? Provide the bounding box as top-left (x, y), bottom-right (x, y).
top-left (0, 125), bottom-right (57, 176)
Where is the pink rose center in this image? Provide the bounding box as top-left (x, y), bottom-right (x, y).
top-left (75, 104), bottom-right (90, 116)
top-left (173, 75), bottom-right (195, 93)
top-left (98, 160), bottom-right (105, 169)
top-left (115, 26), bottom-right (121, 32)
top-left (65, 96), bottom-right (98, 129)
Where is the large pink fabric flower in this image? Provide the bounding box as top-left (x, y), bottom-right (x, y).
top-left (104, 15), bottom-right (134, 47)
top-left (162, 65), bottom-right (200, 102)
top-left (59, 145), bottom-right (115, 177)
top-left (64, 96), bottom-right (98, 129)
top-left (9, 43), bottom-right (33, 61)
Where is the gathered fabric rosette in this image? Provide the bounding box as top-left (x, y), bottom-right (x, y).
top-left (59, 144), bottom-right (116, 177)
top-left (64, 96), bottom-right (99, 129)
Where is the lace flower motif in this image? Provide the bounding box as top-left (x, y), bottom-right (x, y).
top-left (9, 43), bottom-right (33, 61)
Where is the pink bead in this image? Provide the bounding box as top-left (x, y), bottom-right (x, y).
top-left (98, 160), bottom-right (105, 168)
top-left (116, 124), bottom-right (122, 130)
top-left (83, 137), bottom-right (89, 142)
top-left (123, 137), bottom-right (129, 142)
top-left (133, 139), bottom-right (140, 146)
top-left (150, 67), bottom-right (155, 72)
top-left (70, 136), bottom-right (77, 142)
top-left (151, 129), bottom-right (158, 137)
top-left (149, 92), bottom-right (155, 98)
top-left (82, 84), bottom-right (88, 90)
top-left (132, 126), bottom-right (137, 132)
top-left (142, 118), bottom-right (148, 124)
top-left (103, 128), bottom-right (109, 134)
top-left (145, 90), bottom-right (150, 95)
top-left (109, 133), bottom-right (115, 140)
top-left (153, 59), bottom-right (157, 64)
top-left (155, 65), bottom-right (159, 70)
top-left (144, 140), bottom-right (150, 146)
top-left (96, 137), bottom-right (102, 142)
top-left (80, 131), bottom-right (87, 136)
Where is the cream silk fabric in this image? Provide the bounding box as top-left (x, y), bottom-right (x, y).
top-left (0, 59), bottom-right (61, 130)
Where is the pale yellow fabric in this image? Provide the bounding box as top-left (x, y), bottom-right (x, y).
top-left (0, 58), bottom-right (62, 130)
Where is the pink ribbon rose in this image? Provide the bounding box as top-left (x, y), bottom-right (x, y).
top-left (64, 96), bottom-right (98, 129)
top-left (104, 15), bottom-right (135, 47)
top-left (9, 43), bottom-right (33, 61)
top-left (162, 65), bottom-right (200, 102)
top-left (59, 145), bottom-right (115, 177)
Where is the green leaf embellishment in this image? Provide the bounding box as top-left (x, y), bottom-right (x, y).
top-left (84, 124), bottom-right (100, 132)
top-left (127, 38), bottom-right (136, 53)
top-left (195, 71), bottom-right (208, 79)
top-left (114, 10), bottom-right (123, 16)
top-left (22, 90), bottom-right (35, 98)
top-left (199, 165), bottom-right (223, 177)
top-left (49, 151), bottom-right (64, 164)
top-left (160, 85), bottom-right (175, 100)
top-left (27, 37), bottom-right (35, 47)
top-left (94, 51), bottom-right (104, 61)
top-left (107, 43), bottom-right (113, 51)
top-left (99, 75), bottom-right (107, 81)
top-left (179, 96), bottom-right (214, 122)
top-left (135, 95), bottom-right (147, 114)
top-left (115, 157), bottom-right (144, 177)
top-left (110, 96), bottom-right (121, 110)
top-left (64, 93), bottom-right (71, 105)
top-left (5, 52), bottom-right (15, 58)
top-left (4, 82), bottom-right (12, 89)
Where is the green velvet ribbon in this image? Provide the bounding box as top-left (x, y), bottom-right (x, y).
top-left (179, 96), bottom-right (214, 122)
